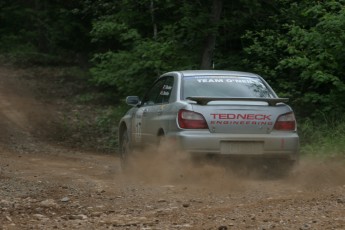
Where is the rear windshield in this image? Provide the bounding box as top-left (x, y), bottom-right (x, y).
top-left (182, 76), bottom-right (274, 99)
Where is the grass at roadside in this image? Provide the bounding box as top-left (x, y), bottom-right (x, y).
top-left (18, 65), bottom-right (129, 153)
top-left (299, 117), bottom-right (345, 158)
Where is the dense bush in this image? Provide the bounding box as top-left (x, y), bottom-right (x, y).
top-left (0, 0), bottom-right (90, 64)
top-left (242, 0), bottom-right (345, 118)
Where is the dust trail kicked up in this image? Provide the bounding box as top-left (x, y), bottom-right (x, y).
top-left (287, 157), bottom-right (345, 190)
top-left (122, 141), bottom-right (345, 194)
top-left (121, 141), bottom-right (246, 192)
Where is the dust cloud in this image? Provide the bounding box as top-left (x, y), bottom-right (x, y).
top-left (122, 142), bottom-right (345, 194)
top-left (287, 157), bottom-right (345, 190)
top-left (121, 142), bottom-right (246, 193)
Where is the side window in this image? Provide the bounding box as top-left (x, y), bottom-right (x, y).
top-left (142, 77), bottom-right (174, 105)
top-left (156, 77), bottom-right (174, 104)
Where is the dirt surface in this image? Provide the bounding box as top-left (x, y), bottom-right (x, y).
top-left (1, 65), bottom-right (345, 230)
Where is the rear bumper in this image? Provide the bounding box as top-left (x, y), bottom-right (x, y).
top-left (167, 130), bottom-right (299, 161)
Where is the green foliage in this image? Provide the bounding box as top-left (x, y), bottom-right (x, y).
top-left (88, 0), bottom-right (209, 97)
top-left (94, 105), bottom-right (129, 150)
top-left (91, 18), bottom-right (141, 44)
top-left (0, 1), bottom-right (90, 64)
top-left (242, 0), bottom-right (345, 118)
top-left (60, 106), bottom-right (122, 152)
top-left (300, 117), bottom-right (345, 157)
top-left (90, 39), bottom-right (186, 97)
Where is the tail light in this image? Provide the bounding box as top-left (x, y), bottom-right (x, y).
top-left (274, 112), bottom-right (296, 131)
top-left (178, 109), bottom-right (208, 129)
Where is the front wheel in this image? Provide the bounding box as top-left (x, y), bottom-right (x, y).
top-left (119, 129), bottom-right (131, 171)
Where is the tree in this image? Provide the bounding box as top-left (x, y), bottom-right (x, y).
top-left (0, 0), bottom-right (91, 64)
top-left (200, 0), bottom-right (223, 69)
top-left (242, 0), bottom-right (345, 118)
top-left (89, 0), bottom-right (213, 97)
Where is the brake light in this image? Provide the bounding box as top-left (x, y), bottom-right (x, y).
top-left (274, 112), bottom-right (296, 131)
top-left (178, 109), bottom-right (208, 129)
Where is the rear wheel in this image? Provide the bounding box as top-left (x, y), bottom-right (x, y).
top-left (157, 133), bottom-right (179, 155)
top-left (259, 159), bottom-right (296, 178)
top-left (273, 160), bottom-right (296, 176)
top-left (221, 158), bottom-right (296, 178)
top-left (157, 133), bottom-right (166, 152)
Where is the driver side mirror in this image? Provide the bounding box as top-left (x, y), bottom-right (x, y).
top-left (126, 96), bottom-right (141, 106)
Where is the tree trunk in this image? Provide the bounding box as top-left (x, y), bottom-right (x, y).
top-left (150, 0), bottom-right (157, 40)
top-left (200, 0), bottom-right (223, 70)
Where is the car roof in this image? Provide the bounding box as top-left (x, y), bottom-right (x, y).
top-left (177, 70), bottom-right (260, 78)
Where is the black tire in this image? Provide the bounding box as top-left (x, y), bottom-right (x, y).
top-left (261, 159), bottom-right (296, 178)
top-left (156, 133), bottom-right (178, 155)
top-left (157, 133), bottom-right (165, 152)
top-left (119, 129), bottom-right (131, 171)
top-left (222, 158), bottom-right (296, 179)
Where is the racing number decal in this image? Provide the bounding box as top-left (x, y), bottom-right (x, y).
top-left (134, 108), bottom-right (144, 143)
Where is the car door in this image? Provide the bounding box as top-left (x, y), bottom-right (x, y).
top-left (140, 76), bottom-right (174, 144)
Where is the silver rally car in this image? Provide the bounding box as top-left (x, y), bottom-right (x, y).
top-left (119, 70), bottom-right (299, 171)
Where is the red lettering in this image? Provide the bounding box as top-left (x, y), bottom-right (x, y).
top-left (247, 114), bottom-right (254, 120)
top-left (237, 114), bottom-right (246, 120)
top-left (219, 114), bottom-right (227, 119)
top-left (255, 114), bottom-right (263, 120)
top-left (210, 113), bottom-right (272, 121)
top-left (227, 114), bottom-right (236, 119)
top-left (263, 115), bottom-right (271, 120)
top-left (209, 120), bottom-right (273, 126)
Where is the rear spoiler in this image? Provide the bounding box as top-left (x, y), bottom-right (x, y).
top-left (186, 96), bottom-right (289, 106)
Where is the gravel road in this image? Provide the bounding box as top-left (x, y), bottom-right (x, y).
top-left (0, 65), bottom-right (345, 230)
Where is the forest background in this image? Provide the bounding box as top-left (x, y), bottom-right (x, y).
top-left (1, 0), bottom-right (345, 156)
